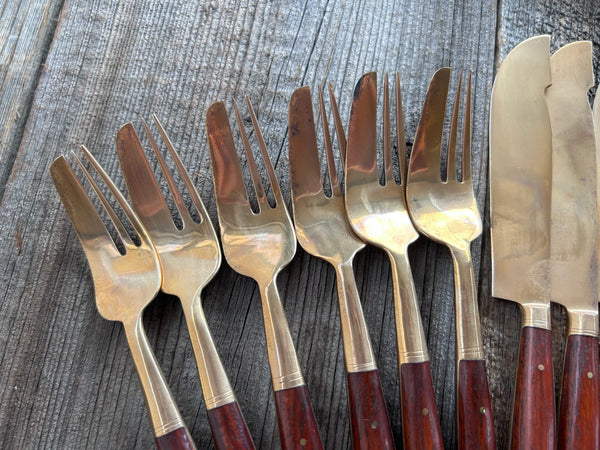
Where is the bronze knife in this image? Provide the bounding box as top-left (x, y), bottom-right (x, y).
top-left (489, 35), bottom-right (555, 449)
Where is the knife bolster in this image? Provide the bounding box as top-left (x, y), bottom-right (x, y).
top-left (521, 304), bottom-right (551, 329)
top-left (567, 310), bottom-right (599, 337)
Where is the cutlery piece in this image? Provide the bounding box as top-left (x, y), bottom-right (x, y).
top-left (546, 41), bottom-right (600, 448)
top-left (50, 153), bottom-right (195, 450)
top-left (289, 85), bottom-right (394, 448)
top-left (407, 69), bottom-right (495, 449)
top-left (345, 72), bottom-right (443, 449)
top-left (207, 99), bottom-right (323, 450)
top-left (489, 35), bottom-right (555, 448)
top-left (114, 117), bottom-right (254, 450)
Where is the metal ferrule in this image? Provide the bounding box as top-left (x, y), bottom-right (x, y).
top-left (568, 311), bottom-right (599, 337)
top-left (521, 303), bottom-right (552, 330)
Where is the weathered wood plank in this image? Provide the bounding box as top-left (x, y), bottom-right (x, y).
top-left (2, 0), bottom-right (596, 449)
top-left (0, 0), bottom-right (64, 200)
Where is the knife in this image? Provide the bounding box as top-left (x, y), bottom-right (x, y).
top-left (547, 40), bottom-right (600, 448)
top-left (489, 35), bottom-right (556, 448)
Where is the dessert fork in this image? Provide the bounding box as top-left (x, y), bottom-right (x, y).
top-left (406, 69), bottom-right (495, 449)
top-left (288, 84), bottom-right (393, 448)
top-left (50, 152), bottom-right (195, 450)
top-left (114, 116), bottom-right (254, 449)
top-left (206, 99), bottom-right (322, 450)
top-left (345, 72), bottom-right (442, 449)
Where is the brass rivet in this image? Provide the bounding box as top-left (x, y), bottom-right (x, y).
top-left (300, 438), bottom-right (307, 446)
top-left (371, 421), bottom-right (378, 429)
top-left (422, 408), bottom-right (429, 416)
top-left (588, 372), bottom-right (594, 379)
top-left (480, 407), bottom-right (486, 414)
top-left (538, 364), bottom-right (544, 371)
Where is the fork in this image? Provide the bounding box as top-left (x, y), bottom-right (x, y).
top-left (406, 68), bottom-right (495, 449)
top-left (206, 99), bottom-right (323, 450)
top-left (50, 152), bottom-right (195, 450)
top-left (345, 72), bottom-right (443, 450)
top-left (113, 116), bottom-right (254, 449)
top-left (288, 84), bottom-right (394, 448)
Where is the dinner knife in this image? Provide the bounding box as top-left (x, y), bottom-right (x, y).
top-left (489, 35), bottom-right (555, 449)
top-left (546, 39), bottom-right (600, 448)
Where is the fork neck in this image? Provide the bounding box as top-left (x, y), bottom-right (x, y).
top-left (122, 315), bottom-right (187, 438)
top-left (448, 245), bottom-right (485, 362)
top-left (257, 278), bottom-right (305, 391)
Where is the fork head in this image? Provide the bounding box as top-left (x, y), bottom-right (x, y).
top-left (50, 151), bottom-right (161, 323)
top-left (345, 72), bottom-right (418, 254)
top-left (288, 84), bottom-right (364, 265)
top-left (206, 99), bottom-right (296, 286)
top-left (115, 116), bottom-right (221, 301)
top-left (406, 68), bottom-right (482, 250)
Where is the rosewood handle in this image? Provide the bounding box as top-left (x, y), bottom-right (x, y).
top-left (557, 334), bottom-right (600, 448)
top-left (274, 385), bottom-right (323, 450)
top-left (207, 402), bottom-right (255, 449)
top-left (400, 361), bottom-right (443, 450)
top-left (155, 427), bottom-right (196, 450)
top-left (511, 326), bottom-right (555, 449)
top-left (347, 370), bottom-right (394, 449)
top-left (458, 359), bottom-right (496, 449)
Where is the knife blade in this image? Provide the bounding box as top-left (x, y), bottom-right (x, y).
top-left (489, 35), bottom-right (556, 449)
top-left (547, 40), bottom-right (600, 448)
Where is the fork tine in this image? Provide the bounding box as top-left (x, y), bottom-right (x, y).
top-left (115, 123), bottom-right (174, 228)
top-left (288, 86), bottom-right (324, 200)
top-left (206, 101), bottom-right (250, 207)
top-left (79, 145), bottom-right (151, 246)
top-left (74, 149), bottom-right (133, 248)
top-left (51, 156), bottom-right (118, 254)
top-left (462, 72), bottom-right (472, 182)
top-left (410, 68), bottom-right (451, 180)
top-left (234, 99), bottom-right (267, 205)
top-left (319, 84), bottom-right (339, 190)
top-left (447, 72), bottom-right (463, 182)
top-left (347, 72), bottom-right (378, 182)
top-left (395, 72), bottom-right (407, 184)
top-left (383, 73), bottom-right (394, 185)
top-left (151, 115), bottom-right (211, 221)
top-left (245, 97), bottom-right (285, 206)
top-left (328, 83), bottom-right (346, 165)
top-left (140, 118), bottom-right (190, 225)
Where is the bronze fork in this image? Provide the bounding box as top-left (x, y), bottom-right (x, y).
top-left (407, 69), bottom-right (495, 449)
top-left (51, 152), bottom-right (195, 450)
top-left (114, 117), bottom-right (254, 449)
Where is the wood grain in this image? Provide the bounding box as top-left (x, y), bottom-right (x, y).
top-left (0, 0), bottom-right (597, 448)
top-left (557, 334), bottom-right (600, 449)
top-left (273, 385), bottom-right (322, 450)
top-left (155, 427), bottom-right (196, 450)
top-left (510, 327), bottom-right (555, 449)
top-left (346, 370), bottom-right (394, 449)
top-left (207, 402), bottom-right (255, 450)
top-left (400, 361), bottom-right (443, 449)
top-left (457, 359), bottom-right (496, 450)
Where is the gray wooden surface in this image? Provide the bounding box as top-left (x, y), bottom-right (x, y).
top-left (0, 0), bottom-right (598, 448)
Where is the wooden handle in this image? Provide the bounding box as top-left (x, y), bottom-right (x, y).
top-left (155, 427), bottom-right (196, 450)
top-left (400, 361), bottom-right (443, 449)
top-left (458, 359), bottom-right (496, 449)
top-left (510, 326), bottom-right (555, 449)
top-left (557, 334), bottom-right (600, 448)
top-left (207, 402), bottom-right (255, 449)
top-left (274, 385), bottom-right (323, 450)
top-left (347, 370), bottom-right (394, 449)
